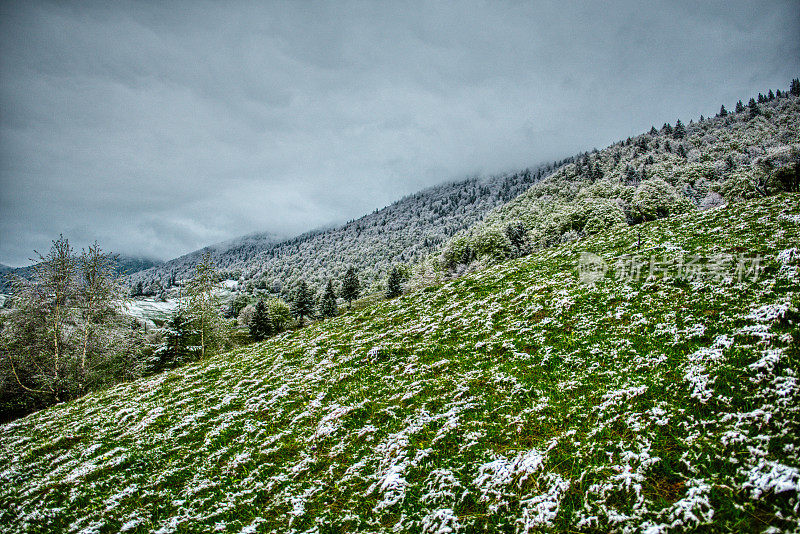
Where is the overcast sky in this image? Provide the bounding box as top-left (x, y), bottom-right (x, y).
top-left (1, 1), bottom-right (798, 266)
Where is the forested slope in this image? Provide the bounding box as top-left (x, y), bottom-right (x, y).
top-left (127, 162), bottom-right (567, 296)
top-left (441, 93), bottom-right (799, 271)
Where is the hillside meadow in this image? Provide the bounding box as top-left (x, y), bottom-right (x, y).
top-left (1, 194), bottom-right (798, 533)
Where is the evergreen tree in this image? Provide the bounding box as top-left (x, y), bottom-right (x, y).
top-left (662, 123), bottom-right (673, 135)
top-left (320, 280), bottom-right (338, 318)
top-left (385, 267), bottom-right (403, 299)
top-left (152, 309), bottom-right (197, 372)
top-left (249, 300), bottom-right (272, 341)
top-left (649, 126), bottom-right (658, 136)
top-left (341, 267), bottom-right (360, 308)
top-left (505, 222), bottom-right (528, 257)
top-left (131, 281), bottom-right (143, 296)
top-left (768, 89), bottom-right (775, 101)
top-left (735, 100), bottom-right (744, 113)
top-left (673, 119), bottom-right (685, 139)
top-left (748, 97), bottom-right (760, 119)
top-left (677, 144), bottom-right (687, 158)
top-left (775, 162), bottom-right (800, 193)
top-left (292, 280), bottom-right (314, 325)
top-left (718, 105), bottom-right (727, 117)
top-left (791, 78), bottom-right (800, 97)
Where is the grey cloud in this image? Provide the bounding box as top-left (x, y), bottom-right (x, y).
top-left (1, 0), bottom-right (798, 266)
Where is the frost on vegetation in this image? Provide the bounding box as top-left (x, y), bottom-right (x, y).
top-left (595, 385), bottom-right (648, 414)
top-left (664, 479), bottom-right (715, 530)
top-left (744, 461), bottom-right (800, 501)
top-left (420, 508), bottom-right (460, 534)
top-left (746, 302), bottom-right (791, 323)
top-left (375, 464), bottom-right (408, 510)
top-left (749, 348), bottom-right (784, 372)
top-left (683, 344), bottom-right (730, 403)
top-left (517, 473), bottom-right (571, 531)
top-left (777, 247), bottom-right (800, 281)
top-left (473, 449), bottom-right (550, 511)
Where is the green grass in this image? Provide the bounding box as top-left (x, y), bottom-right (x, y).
top-left (1, 194), bottom-right (799, 533)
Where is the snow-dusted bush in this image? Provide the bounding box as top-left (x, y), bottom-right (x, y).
top-left (473, 227), bottom-right (512, 262)
top-left (237, 304), bottom-right (256, 327)
top-left (405, 255), bottom-right (443, 292)
top-left (266, 298), bottom-right (292, 333)
top-left (699, 191), bottom-right (726, 210)
top-left (440, 235), bottom-right (476, 270)
top-left (718, 167), bottom-right (772, 200)
top-left (631, 178), bottom-right (695, 222)
top-left (583, 199), bottom-right (627, 234)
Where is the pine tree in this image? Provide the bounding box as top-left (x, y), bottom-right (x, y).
top-left (735, 100), bottom-right (744, 113)
top-left (718, 105), bottom-right (727, 117)
top-left (791, 78), bottom-right (800, 97)
top-left (320, 280), bottom-right (338, 318)
top-left (249, 300), bottom-right (272, 341)
top-left (748, 97), bottom-right (760, 119)
top-left (341, 267), bottom-right (360, 308)
top-left (673, 119), bottom-right (685, 139)
top-left (677, 144), bottom-right (687, 158)
top-left (649, 126), bottom-right (658, 136)
top-left (505, 222), bottom-right (528, 257)
top-left (154, 309), bottom-right (197, 371)
top-left (385, 267), bottom-right (403, 299)
top-left (767, 89), bottom-right (775, 101)
top-left (292, 280), bottom-right (314, 325)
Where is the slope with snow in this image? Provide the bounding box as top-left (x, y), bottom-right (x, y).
top-left (1, 194), bottom-right (798, 533)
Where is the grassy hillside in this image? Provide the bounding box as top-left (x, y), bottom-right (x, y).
top-left (1, 194), bottom-right (799, 533)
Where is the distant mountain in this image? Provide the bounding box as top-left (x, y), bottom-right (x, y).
top-left (114, 256), bottom-right (163, 276)
top-left (0, 254), bottom-right (163, 293)
top-left (126, 231), bottom-right (286, 294)
top-left (126, 162), bottom-right (570, 296)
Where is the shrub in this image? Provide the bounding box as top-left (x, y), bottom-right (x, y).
top-left (440, 235), bottom-right (476, 270)
top-left (473, 227), bottom-right (511, 262)
top-left (631, 178), bottom-right (695, 222)
top-left (267, 298), bottom-right (292, 332)
top-left (583, 199), bottom-right (627, 234)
